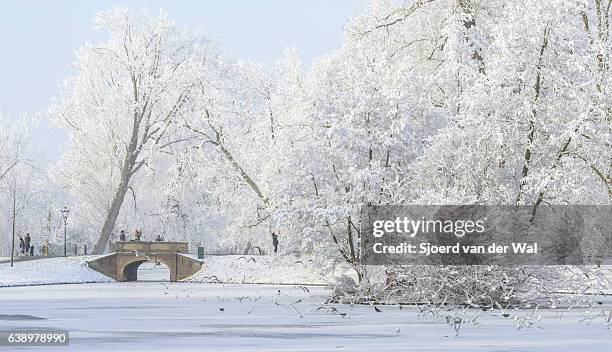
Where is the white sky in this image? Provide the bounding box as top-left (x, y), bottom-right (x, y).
top-left (0, 0), bottom-right (368, 161)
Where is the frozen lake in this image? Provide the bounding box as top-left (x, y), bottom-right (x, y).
top-left (0, 281), bottom-right (610, 351)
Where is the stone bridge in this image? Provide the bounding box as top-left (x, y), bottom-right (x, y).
top-left (87, 241), bottom-right (202, 282)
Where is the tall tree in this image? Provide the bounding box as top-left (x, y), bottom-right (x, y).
top-left (50, 7), bottom-right (207, 253)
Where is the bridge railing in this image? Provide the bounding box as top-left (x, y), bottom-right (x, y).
top-left (111, 241), bottom-right (188, 254)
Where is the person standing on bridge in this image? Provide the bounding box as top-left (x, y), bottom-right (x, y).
top-left (134, 229), bottom-right (142, 241)
top-left (119, 230), bottom-right (126, 242)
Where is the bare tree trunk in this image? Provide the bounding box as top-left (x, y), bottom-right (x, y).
top-left (0, 161), bottom-right (18, 182)
top-left (217, 143), bottom-right (269, 205)
top-left (93, 112), bottom-right (142, 254)
top-left (93, 174), bottom-right (132, 253)
top-left (517, 26), bottom-right (550, 203)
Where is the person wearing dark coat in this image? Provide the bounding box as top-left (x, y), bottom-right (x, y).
top-left (24, 234), bottom-right (31, 256)
top-left (119, 230), bottom-right (126, 242)
top-left (272, 233), bottom-right (279, 254)
top-left (18, 235), bottom-right (25, 255)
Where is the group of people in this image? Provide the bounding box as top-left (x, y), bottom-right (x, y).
top-left (118, 230), bottom-right (165, 242)
top-left (18, 233), bottom-right (36, 256)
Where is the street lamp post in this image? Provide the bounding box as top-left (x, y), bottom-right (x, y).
top-left (10, 183), bottom-right (16, 267)
top-left (61, 207), bottom-right (70, 257)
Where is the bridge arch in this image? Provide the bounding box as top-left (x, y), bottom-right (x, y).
top-left (117, 254), bottom-right (178, 282)
top-left (123, 259), bottom-right (147, 281)
top-left (122, 258), bottom-right (173, 281)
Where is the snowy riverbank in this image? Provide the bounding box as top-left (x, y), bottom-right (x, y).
top-left (186, 254), bottom-right (354, 285)
top-left (0, 256), bottom-right (114, 287)
top-left (0, 254), bottom-right (355, 287)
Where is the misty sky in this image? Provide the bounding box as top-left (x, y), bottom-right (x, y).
top-left (0, 0), bottom-right (367, 161)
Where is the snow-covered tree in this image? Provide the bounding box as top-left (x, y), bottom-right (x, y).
top-left (266, 0), bottom-right (461, 273)
top-left (50, 6), bottom-right (213, 253)
top-left (333, 0), bottom-right (612, 303)
top-left (0, 110), bottom-right (30, 184)
top-left (411, 0), bottom-right (611, 207)
top-left (0, 111), bottom-right (56, 257)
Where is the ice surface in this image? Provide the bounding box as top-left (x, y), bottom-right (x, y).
top-left (137, 262), bottom-right (171, 281)
top-left (0, 282), bottom-right (610, 351)
top-left (1, 257), bottom-right (611, 351)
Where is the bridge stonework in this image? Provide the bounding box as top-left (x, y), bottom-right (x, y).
top-left (87, 241), bottom-right (202, 282)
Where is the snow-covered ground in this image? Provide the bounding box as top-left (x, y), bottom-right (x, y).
top-left (187, 255), bottom-right (354, 285)
top-left (0, 255), bottom-right (351, 287)
top-left (2, 256), bottom-right (611, 293)
top-left (0, 282), bottom-right (610, 351)
top-left (0, 256), bottom-right (113, 287)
